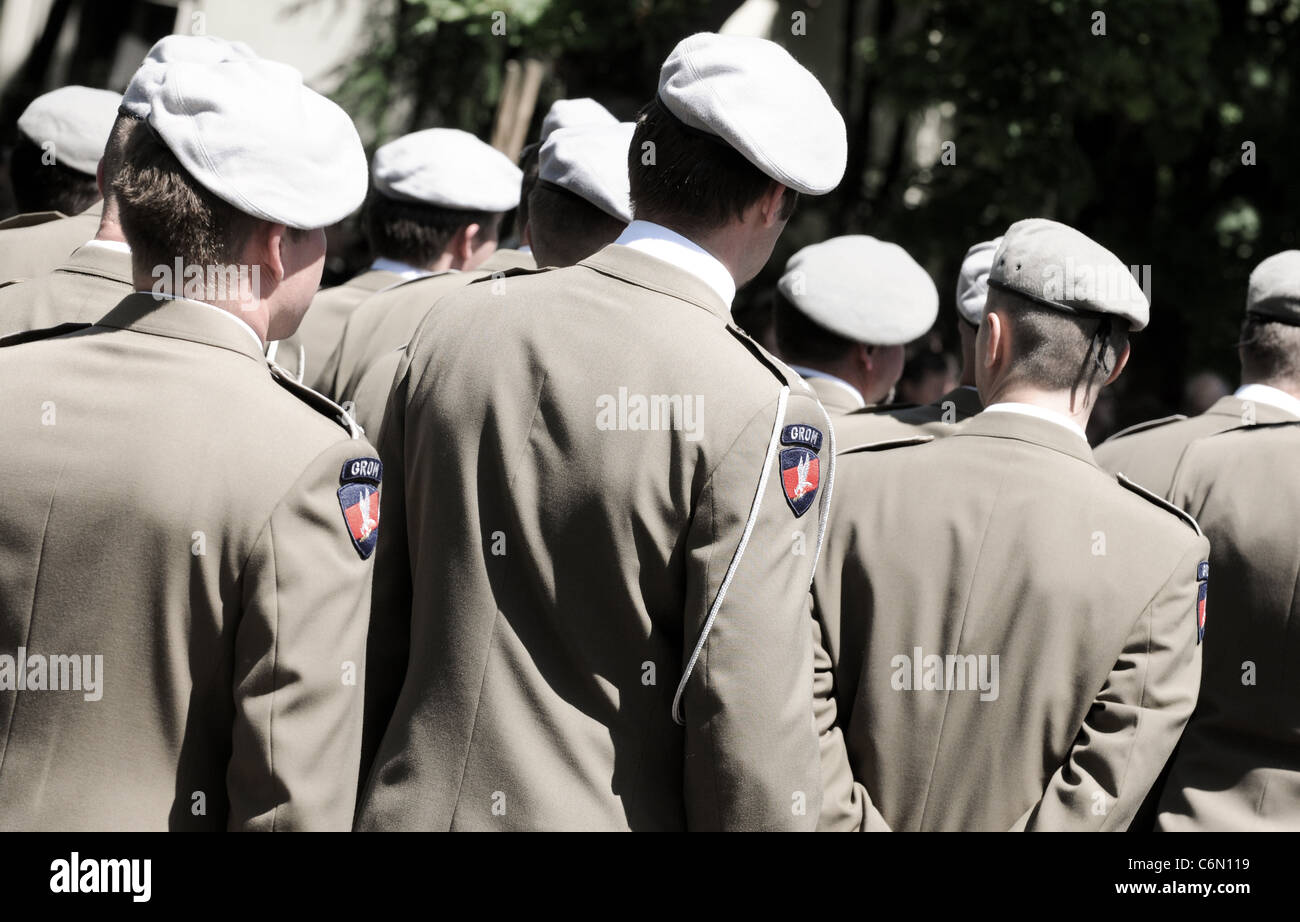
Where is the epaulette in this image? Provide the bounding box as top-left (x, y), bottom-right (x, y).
top-left (839, 434), bottom-right (934, 455)
top-left (1205, 419), bottom-right (1300, 436)
top-left (725, 323), bottom-right (801, 388)
top-left (1116, 473), bottom-right (1202, 536)
top-left (1105, 414), bottom-right (1187, 441)
top-left (849, 402), bottom-right (921, 416)
top-left (0, 210), bottom-right (67, 231)
top-left (0, 321), bottom-right (91, 347)
top-left (465, 265), bottom-right (548, 285)
top-left (270, 361), bottom-right (363, 439)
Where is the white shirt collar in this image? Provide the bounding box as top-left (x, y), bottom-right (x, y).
top-left (1234, 383), bottom-right (1300, 419)
top-left (788, 364), bottom-right (866, 409)
top-left (370, 257), bottom-right (432, 281)
top-left (613, 220), bottom-right (736, 307)
top-left (135, 290), bottom-right (264, 352)
top-left (982, 401), bottom-right (1089, 443)
top-left (83, 239), bottom-right (131, 254)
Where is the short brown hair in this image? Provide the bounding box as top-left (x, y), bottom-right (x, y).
top-left (1240, 314), bottom-right (1300, 387)
top-left (9, 136), bottom-right (100, 215)
top-left (628, 98), bottom-right (796, 237)
top-left (989, 286), bottom-right (1129, 396)
top-left (113, 126), bottom-right (261, 270)
top-left (361, 189), bottom-right (500, 268)
top-left (526, 182), bottom-right (624, 268)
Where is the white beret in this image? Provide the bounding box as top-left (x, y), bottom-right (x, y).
top-left (121, 34), bottom-right (258, 120)
top-left (537, 122), bottom-right (634, 222)
top-left (955, 237), bottom-right (1003, 326)
top-left (372, 128), bottom-right (522, 213)
top-left (17, 86), bottom-right (122, 175)
top-left (778, 235), bottom-right (939, 346)
top-left (989, 218), bottom-right (1149, 331)
top-left (657, 32), bottom-right (846, 195)
top-left (540, 97), bottom-right (616, 142)
top-left (1247, 250), bottom-right (1300, 325)
top-left (145, 57), bottom-right (367, 229)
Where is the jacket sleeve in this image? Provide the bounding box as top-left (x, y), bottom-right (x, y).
top-left (680, 389), bottom-right (830, 830)
top-left (1015, 536), bottom-right (1207, 830)
top-left (355, 353), bottom-right (415, 800)
top-left (227, 438), bottom-right (377, 831)
top-left (812, 595), bottom-right (890, 831)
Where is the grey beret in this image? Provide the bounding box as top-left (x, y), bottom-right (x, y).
top-left (372, 128), bottom-right (522, 213)
top-left (1247, 250), bottom-right (1300, 325)
top-left (122, 35), bottom-right (258, 120)
top-left (145, 57), bottom-right (367, 229)
top-left (989, 218), bottom-right (1149, 331)
top-left (657, 32), bottom-right (846, 195)
top-left (537, 122), bottom-right (634, 222)
top-left (540, 97), bottom-right (616, 142)
top-left (955, 237), bottom-right (1003, 326)
top-left (778, 235), bottom-right (939, 346)
top-left (17, 86), bottom-right (123, 175)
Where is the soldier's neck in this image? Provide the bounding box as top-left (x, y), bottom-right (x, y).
top-left (983, 383), bottom-right (1093, 432)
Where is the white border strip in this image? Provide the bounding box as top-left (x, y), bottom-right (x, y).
top-left (673, 385), bottom-right (790, 725)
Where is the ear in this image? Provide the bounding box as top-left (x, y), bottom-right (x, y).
top-left (454, 222), bottom-right (481, 266)
top-left (96, 158), bottom-right (106, 199)
top-left (1105, 341), bottom-right (1131, 387)
top-left (983, 312), bottom-right (1004, 371)
top-left (259, 222), bottom-right (288, 283)
top-left (856, 342), bottom-right (874, 374)
top-left (521, 221), bottom-right (531, 248)
top-left (757, 182), bottom-right (788, 228)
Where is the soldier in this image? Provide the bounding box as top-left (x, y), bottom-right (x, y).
top-left (310, 128), bottom-right (522, 396)
top-left (1095, 250), bottom-right (1300, 498)
top-left (0, 54), bottom-right (375, 830)
top-left (1156, 278), bottom-right (1300, 831)
top-left (833, 237), bottom-right (997, 443)
top-left (509, 98), bottom-right (614, 260)
top-left (344, 120), bottom-right (636, 437)
top-left (272, 128), bottom-right (522, 385)
top-left (0, 36), bottom-right (255, 334)
top-left (773, 235), bottom-right (938, 415)
top-left (0, 86), bottom-right (122, 282)
top-left (814, 218), bottom-right (1207, 831)
top-left (356, 32), bottom-right (849, 831)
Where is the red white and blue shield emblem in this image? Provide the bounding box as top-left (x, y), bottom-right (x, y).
top-left (338, 457), bottom-right (382, 559)
top-left (1196, 560), bottom-right (1209, 644)
top-left (779, 446), bottom-right (820, 517)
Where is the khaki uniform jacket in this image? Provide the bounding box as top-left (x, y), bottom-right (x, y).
top-left (0, 243), bottom-right (132, 335)
top-left (0, 293), bottom-right (378, 831)
top-left (834, 385), bottom-right (983, 446)
top-left (271, 268), bottom-right (403, 384)
top-left (1094, 395), bottom-right (1298, 499)
top-left (313, 249), bottom-right (535, 400)
top-left (814, 411), bottom-right (1207, 830)
top-left (0, 203), bottom-right (103, 283)
top-left (1158, 423), bottom-right (1300, 830)
top-left (356, 244), bottom-right (840, 831)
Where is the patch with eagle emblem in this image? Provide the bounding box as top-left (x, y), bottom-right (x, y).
top-left (338, 457), bottom-right (382, 559)
top-left (779, 446), bottom-right (820, 517)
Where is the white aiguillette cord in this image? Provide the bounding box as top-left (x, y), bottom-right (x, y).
top-left (673, 385), bottom-right (790, 725)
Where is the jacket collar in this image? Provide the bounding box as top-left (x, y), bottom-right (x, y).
top-left (952, 407), bottom-right (1099, 468)
top-left (95, 292), bottom-right (267, 364)
top-left (579, 243), bottom-right (733, 322)
top-left (56, 244), bottom-right (133, 285)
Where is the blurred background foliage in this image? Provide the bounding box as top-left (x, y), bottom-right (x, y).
top-left (329, 0), bottom-right (1300, 428)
